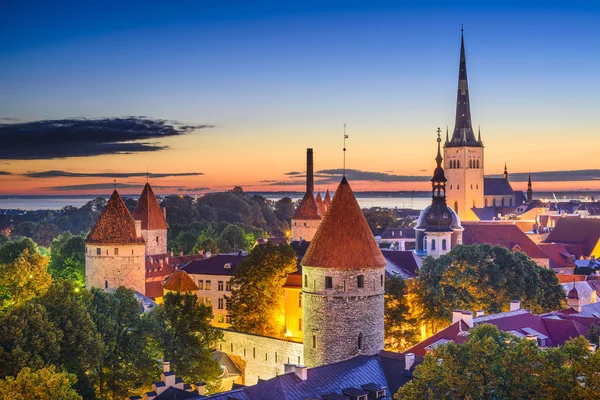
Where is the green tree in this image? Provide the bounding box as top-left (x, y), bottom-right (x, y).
top-left (151, 292), bottom-right (223, 393)
top-left (0, 366), bottom-right (82, 400)
top-left (48, 233), bottom-right (86, 287)
top-left (0, 249), bottom-right (52, 312)
top-left (220, 224), bottom-right (247, 251)
top-left (0, 237), bottom-right (37, 264)
top-left (413, 244), bottom-right (565, 331)
top-left (39, 280), bottom-right (103, 398)
top-left (228, 242), bottom-right (297, 336)
top-left (384, 275), bottom-right (419, 351)
top-left (274, 197), bottom-right (295, 223)
top-left (0, 302), bottom-right (62, 377)
top-left (89, 287), bottom-right (159, 400)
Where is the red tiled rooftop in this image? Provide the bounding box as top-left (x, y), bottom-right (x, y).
top-left (544, 217), bottom-right (600, 257)
top-left (292, 190), bottom-right (321, 220)
top-left (462, 222), bottom-right (548, 260)
top-left (132, 183), bottom-right (168, 230)
top-left (162, 270), bottom-right (199, 292)
top-left (302, 177), bottom-right (386, 269)
top-left (86, 190), bottom-right (145, 245)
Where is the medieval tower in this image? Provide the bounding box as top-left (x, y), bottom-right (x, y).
top-left (132, 183), bottom-right (168, 255)
top-left (85, 190), bottom-right (146, 294)
top-left (291, 148), bottom-right (322, 242)
top-left (444, 30), bottom-right (484, 221)
top-left (301, 176), bottom-right (386, 367)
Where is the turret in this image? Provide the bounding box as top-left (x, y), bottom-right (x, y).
top-left (85, 190), bottom-right (146, 294)
top-left (301, 177), bottom-right (386, 367)
top-left (567, 282), bottom-right (582, 313)
top-left (132, 183), bottom-right (168, 255)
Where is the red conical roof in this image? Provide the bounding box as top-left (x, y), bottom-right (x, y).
top-left (302, 178), bottom-right (386, 269)
top-left (315, 192), bottom-right (326, 218)
top-left (86, 191), bottom-right (144, 244)
top-left (292, 190), bottom-right (321, 220)
top-left (132, 183), bottom-right (168, 230)
top-left (324, 189), bottom-right (332, 206)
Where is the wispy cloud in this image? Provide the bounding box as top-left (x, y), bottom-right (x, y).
top-left (0, 117), bottom-right (213, 160)
top-left (0, 171), bottom-right (12, 176)
top-left (43, 183), bottom-right (179, 191)
top-left (488, 170), bottom-right (600, 182)
top-left (24, 170), bottom-right (204, 178)
top-left (177, 187), bottom-right (211, 192)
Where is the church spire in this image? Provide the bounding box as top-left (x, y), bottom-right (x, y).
top-left (448, 28), bottom-right (479, 147)
top-left (527, 173), bottom-right (533, 202)
top-left (432, 128), bottom-right (447, 201)
top-left (504, 162), bottom-right (508, 180)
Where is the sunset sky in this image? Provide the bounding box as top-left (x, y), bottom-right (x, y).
top-left (1, 1), bottom-right (599, 195)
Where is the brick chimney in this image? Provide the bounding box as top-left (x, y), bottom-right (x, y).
top-left (306, 148), bottom-right (314, 194)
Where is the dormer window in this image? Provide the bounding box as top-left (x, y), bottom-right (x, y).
top-left (224, 263), bottom-right (231, 269)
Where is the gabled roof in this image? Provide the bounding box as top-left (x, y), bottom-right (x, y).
top-left (162, 270), bottom-right (199, 292)
top-left (484, 177), bottom-right (516, 196)
top-left (405, 320), bottom-right (471, 356)
top-left (302, 178), bottom-right (386, 269)
top-left (462, 222), bottom-right (549, 260)
top-left (86, 190), bottom-right (145, 245)
top-left (292, 191), bottom-right (321, 220)
top-left (544, 217), bottom-right (600, 257)
top-left (538, 243), bottom-right (575, 269)
top-left (381, 250), bottom-right (421, 279)
top-left (132, 183), bottom-right (168, 230)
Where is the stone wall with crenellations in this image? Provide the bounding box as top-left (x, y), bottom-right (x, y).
top-left (302, 265), bottom-right (385, 367)
top-left (216, 329), bottom-right (304, 385)
top-left (85, 243), bottom-right (146, 294)
top-left (141, 228), bottom-right (168, 255)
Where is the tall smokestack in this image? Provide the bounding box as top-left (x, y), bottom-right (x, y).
top-left (306, 148), bottom-right (314, 194)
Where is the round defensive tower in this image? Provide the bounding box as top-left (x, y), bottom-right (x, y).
top-left (301, 177), bottom-right (386, 367)
top-left (132, 183), bottom-right (168, 256)
top-left (85, 190), bottom-right (146, 294)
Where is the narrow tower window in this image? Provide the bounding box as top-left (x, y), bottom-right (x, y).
top-left (105, 280), bottom-right (108, 289)
top-left (431, 239), bottom-right (436, 250)
top-left (357, 275), bottom-right (365, 288)
top-left (312, 335), bottom-right (317, 349)
top-left (442, 239), bottom-right (447, 251)
top-left (298, 292), bottom-right (302, 307)
top-left (304, 274), bottom-right (308, 287)
top-left (358, 332), bottom-right (363, 350)
top-left (96, 248), bottom-right (101, 255)
top-left (325, 276), bottom-right (333, 289)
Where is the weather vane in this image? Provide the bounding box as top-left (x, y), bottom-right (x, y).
top-left (343, 123), bottom-right (348, 177)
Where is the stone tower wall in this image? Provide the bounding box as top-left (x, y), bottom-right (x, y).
top-left (302, 266), bottom-right (385, 367)
top-left (141, 228), bottom-right (168, 255)
top-left (291, 219), bottom-right (321, 242)
top-left (444, 146), bottom-right (484, 221)
top-left (85, 243), bottom-right (146, 294)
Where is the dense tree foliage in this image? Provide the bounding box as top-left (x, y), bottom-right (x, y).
top-left (411, 244), bottom-right (565, 333)
top-left (89, 287), bottom-right (159, 400)
top-left (228, 242), bottom-right (298, 336)
top-left (151, 292), bottom-right (223, 393)
top-left (384, 275), bottom-right (419, 351)
top-left (396, 324), bottom-right (600, 400)
top-left (0, 247), bottom-right (52, 311)
top-left (0, 366), bottom-right (82, 400)
top-left (0, 237), bottom-right (38, 264)
top-left (362, 207), bottom-right (414, 235)
top-left (48, 233), bottom-right (86, 287)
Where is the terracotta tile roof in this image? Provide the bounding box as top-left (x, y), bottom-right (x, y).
top-left (324, 189), bottom-right (332, 207)
top-left (462, 222), bottom-right (549, 260)
top-left (132, 183), bottom-right (168, 230)
top-left (86, 190), bottom-right (145, 245)
top-left (302, 177), bottom-right (386, 269)
top-left (292, 190), bottom-right (321, 220)
top-left (544, 217), bottom-right (600, 257)
top-left (538, 243), bottom-right (575, 269)
top-left (405, 320), bottom-right (470, 357)
top-left (162, 270), bottom-right (199, 292)
top-left (145, 280), bottom-right (165, 299)
top-left (556, 273), bottom-right (586, 284)
top-left (315, 193), bottom-right (326, 218)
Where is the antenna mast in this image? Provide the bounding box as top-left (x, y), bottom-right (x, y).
top-left (343, 123), bottom-right (348, 176)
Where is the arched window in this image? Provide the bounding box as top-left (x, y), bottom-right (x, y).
top-left (358, 332), bottom-right (363, 350)
top-left (298, 292), bottom-right (302, 307)
top-left (477, 160), bottom-right (480, 168)
top-left (457, 160), bottom-right (460, 168)
top-left (442, 239), bottom-right (447, 250)
top-left (471, 184), bottom-right (473, 189)
top-left (501, 198), bottom-right (505, 206)
top-left (469, 159), bottom-right (472, 168)
top-left (457, 185), bottom-right (460, 190)
top-left (450, 184), bottom-right (452, 189)
top-left (476, 184), bottom-right (479, 189)
top-left (423, 236), bottom-right (428, 250)
top-left (431, 239), bottom-right (436, 250)
top-left (457, 235), bottom-right (462, 245)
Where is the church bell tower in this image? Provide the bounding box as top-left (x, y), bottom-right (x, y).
top-left (444, 29), bottom-right (484, 221)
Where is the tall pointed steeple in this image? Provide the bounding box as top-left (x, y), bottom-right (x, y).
top-left (504, 162), bottom-right (508, 180)
top-left (527, 173), bottom-right (533, 202)
top-left (448, 28), bottom-right (479, 147)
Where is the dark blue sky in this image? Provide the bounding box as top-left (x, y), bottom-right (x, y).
top-left (1, 1), bottom-right (599, 193)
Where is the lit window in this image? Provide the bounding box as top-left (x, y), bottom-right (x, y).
top-left (205, 297), bottom-right (211, 307)
top-left (217, 314), bottom-right (224, 323)
top-left (298, 318), bottom-right (302, 331)
top-left (298, 292), bottom-right (302, 307)
top-left (205, 280), bottom-right (212, 290)
top-left (198, 280), bottom-right (204, 290)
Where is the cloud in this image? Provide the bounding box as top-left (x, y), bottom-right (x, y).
top-left (24, 170), bottom-right (203, 178)
top-left (488, 169), bottom-right (600, 182)
top-left (260, 180), bottom-right (278, 183)
top-left (317, 169), bottom-right (430, 182)
top-left (0, 171), bottom-right (12, 176)
top-left (44, 183), bottom-right (179, 191)
top-left (0, 117), bottom-right (213, 160)
top-left (284, 171), bottom-right (302, 176)
top-left (177, 187), bottom-right (211, 192)
top-left (268, 179), bottom-right (333, 186)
